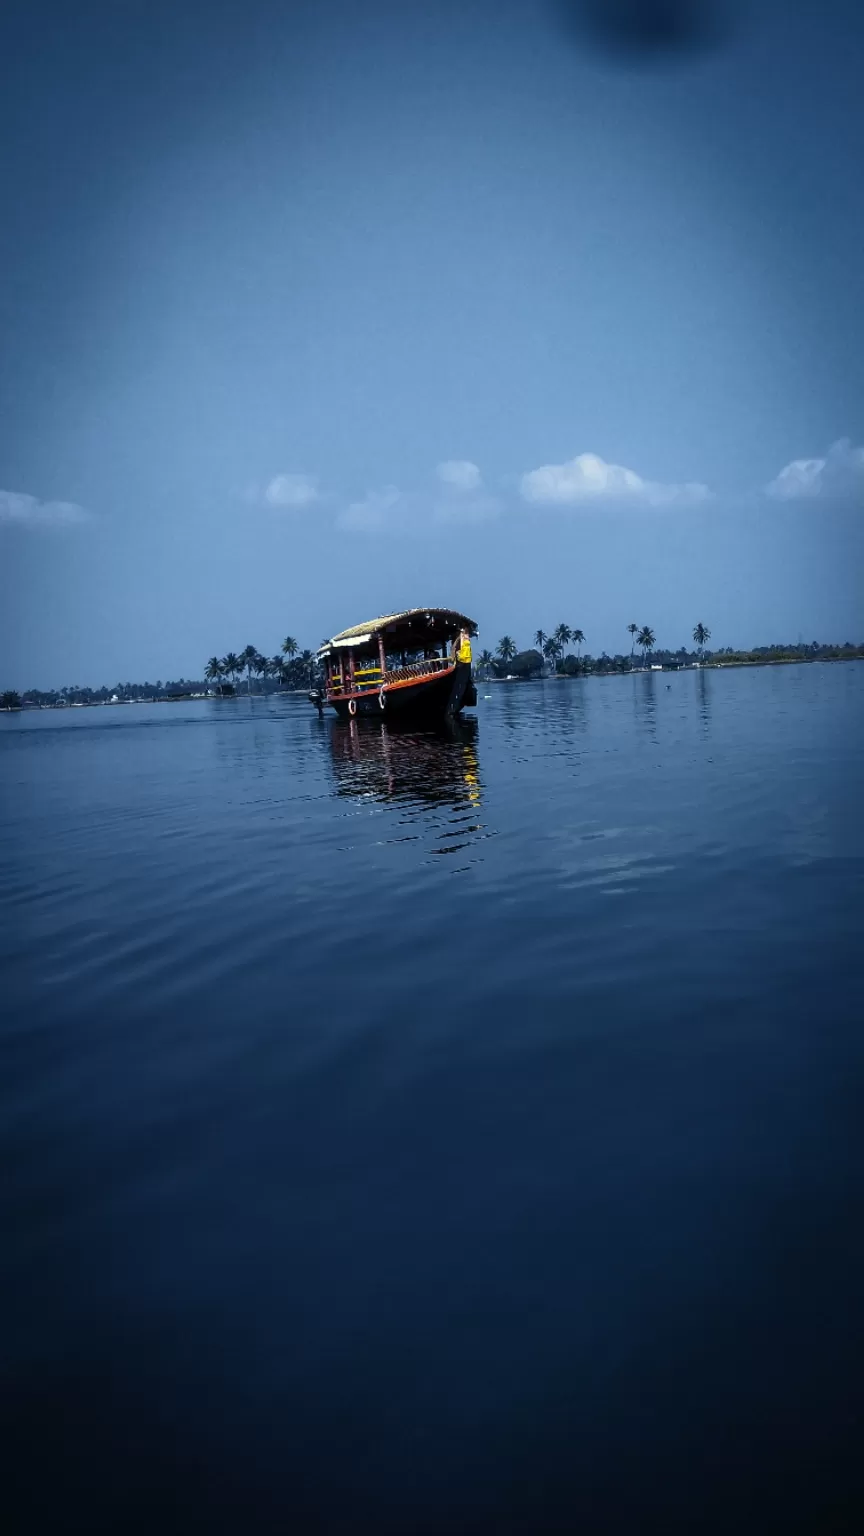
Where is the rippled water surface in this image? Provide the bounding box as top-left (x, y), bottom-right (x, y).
top-left (2, 665), bottom-right (863, 1533)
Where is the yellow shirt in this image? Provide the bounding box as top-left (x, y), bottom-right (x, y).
top-left (457, 636), bottom-right (472, 664)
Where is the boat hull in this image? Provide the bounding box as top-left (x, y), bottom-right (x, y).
top-left (329, 663), bottom-right (474, 721)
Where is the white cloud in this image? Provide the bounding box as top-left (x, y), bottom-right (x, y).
top-left (520, 452), bottom-right (711, 509)
top-left (433, 459), bottom-right (499, 525)
top-left (436, 459), bottom-right (482, 492)
top-left (765, 439), bottom-right (864, 502)
top-left (338, 478), bottom-right (501, 536)
top-left (432, 492), bottom-right (501, 525)
top-left (337, 485), bottom-right (404, 534)
top-left (0, 489), bottom-right (91, 528)
top-left (263, 472), bottom-right (320, 508)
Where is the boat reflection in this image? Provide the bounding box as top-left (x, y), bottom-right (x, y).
top-left (633, 668), bottom-right (658, 739)
top-left (697, 666), bottom-right (712, 733)
top-left (329, 715), bottom-right (482, 810)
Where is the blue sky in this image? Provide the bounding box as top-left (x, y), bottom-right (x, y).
top-left (1, 0), bottom-right (863, 686)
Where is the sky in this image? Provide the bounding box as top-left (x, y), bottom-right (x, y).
top-left (1, 0), bottom-right (863, 687)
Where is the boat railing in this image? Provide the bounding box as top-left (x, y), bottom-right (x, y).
top-left (328, 655), bottom-right (453, 695)
top-left (383, 657), bottom-right (453, 684)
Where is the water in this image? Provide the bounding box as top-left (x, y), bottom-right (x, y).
top-left (2, 665), bottom-right (863, 1534)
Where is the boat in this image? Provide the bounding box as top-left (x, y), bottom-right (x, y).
top-left (312, 607), bottom-right (478, 720)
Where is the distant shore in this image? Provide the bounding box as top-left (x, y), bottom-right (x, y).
top-left (481, 655), bottom-right (864, 683)
top-left (0, 689), bottom-right (314, 711)
top-left (4, 654), bottom-right (863, 711)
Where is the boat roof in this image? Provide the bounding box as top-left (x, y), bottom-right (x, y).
top-left (321, 607), bottom-right (476, 652)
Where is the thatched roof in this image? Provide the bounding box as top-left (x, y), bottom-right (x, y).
top-left (322, 607), bottom-right (475, 650)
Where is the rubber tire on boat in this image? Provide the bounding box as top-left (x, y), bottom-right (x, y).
top-left (379, 689), bottom-right (387, 710)
top-left (348, 698), bottom-right (357, 716)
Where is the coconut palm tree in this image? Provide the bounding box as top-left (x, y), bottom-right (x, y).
top-left (534, 629), bottom-right (548, 651)
top-left (241, 644), bottom-right (258, 693)
top-left (255, 653), bottom-right (270, 688)
top-left (270, 655), bottom-right (286, 688)
top-left (692, 622), bottom-right (711, 661)
top-left (478, 648), bottom-right (493, 677)
top-left (637, 626), bottom-right (656, 665)
top-left (627, 622), bottom-right (639, 657)
top-left (572, 628), bottom-right (585, 656)
top-left (543, 637), bottom-right (560, 671)
top-left (554, 623), bottom-right (572, 660)
top-left (222, 652), bottom-right (241, 689)
top-left (299, 649), bottom-right (314, 686)
top-left (281, 635), bottom-right (299, 662)
top-left (204, 657), bottom-right (223, 689)
top-left (497, 636), bottom-right (517, 663)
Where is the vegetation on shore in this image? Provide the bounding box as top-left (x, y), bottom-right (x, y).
top-left (1, 636), bottom-right (317, 709)
top-left (490, 621), bottom-right (662, 675)
top-left (4, 628), bottom-right (864, 708)
top-left (204, 638), bottom-right (315, 694)
top-left (479, 624), bottom-right (864, 680)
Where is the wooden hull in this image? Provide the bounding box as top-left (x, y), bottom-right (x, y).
top-left (329, 663), bottom-right (474, 721)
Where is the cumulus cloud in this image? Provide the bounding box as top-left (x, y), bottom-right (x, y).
top-left (520, 452), bottom-right (711, 508)
top-left (436, 459), bottom-right (482, 492)
top-left (433, 492), bottom-right (500, 525)
top-left (337, 486), bottom-right (404, 534)
top-left (263, 472), bottom-right (320, 508)
top-left (0, 489), bottom-right (91, 528)
top-left (338, 464), bottom-right (500, 536)
top-left (765, 439), bottom-right (864, 502)
top-left (433, 459), bottom-right (499, 525)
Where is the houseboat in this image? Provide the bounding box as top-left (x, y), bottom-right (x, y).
top-left (312, 608), bottom-right (477, 720)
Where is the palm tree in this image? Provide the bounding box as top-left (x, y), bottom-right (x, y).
top-left (204, 657), bottom-right (223, 689)
top-left (534, 629), bottom-right (548, 651)
top-left (497, 636), bottom-right (517, 664)
top-left (627, 623), bottom-right (638, 657)
top-left (241, 644), bottom-right (258, 693)
top-left (270, 655), bottom-right (286, 688)
top-left (478, 648), bottom-right (493, 677)
top-left (572, 628), bottom-right (585, 656)
top-left (299, 649), bottom-right (314, 686)
top-left (637, 626), bottom-right (656, 665)
top-left (222, 652), bottom-right (241, 690)
top-left (281, 635), bottom-right (299, 663)
top-left (255, 653), bottom-right (270, 689)
top-left (543, 637), bottom-right (560, 671)
top-left (554, 623), bottom-right (572, 660)
top-left (692, 622), bottom-right (711, 661)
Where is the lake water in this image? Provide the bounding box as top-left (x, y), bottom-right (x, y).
top-left (2, 664), bottom-right (863, 1534)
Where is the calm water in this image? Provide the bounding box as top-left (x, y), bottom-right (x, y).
top-left (2, 665), bottom-right (863, 1533)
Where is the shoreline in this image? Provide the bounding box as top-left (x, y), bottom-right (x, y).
top-left (4, 657), bottom-right (863, 711)
top-left (482, 655), bottom-right (864, 683)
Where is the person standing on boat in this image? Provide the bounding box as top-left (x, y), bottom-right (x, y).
top-left (450, 626), bottom-right (476, 711)
top-left (452, 627), bottom-right (472, 668)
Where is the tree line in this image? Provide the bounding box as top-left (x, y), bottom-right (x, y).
top-left (204, 638), bottom-right (315, 693)
top-left (4, 629), bottom-right (864, 710)
top-left (0, 636), bottom-right (317, 709)
top-left (476, 625), bottom-right (864, 679)
top-left (482, 622), bottom-right (707, 675)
